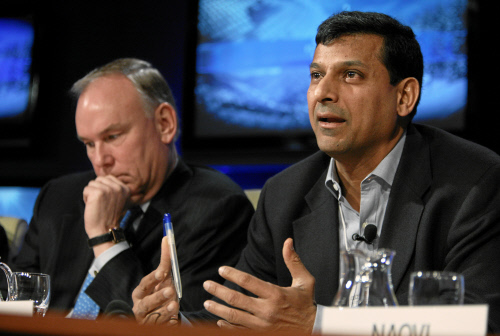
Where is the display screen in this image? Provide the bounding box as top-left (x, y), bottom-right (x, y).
top-left (0, 18), bottom-right (35, 119)
top-left (193, 0), bottom-right (467, 139)
top-left (0, 187), bottom-right (39, 223)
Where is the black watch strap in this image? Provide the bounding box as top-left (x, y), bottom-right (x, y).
top-left (88, 228), bottom-right (126, 248)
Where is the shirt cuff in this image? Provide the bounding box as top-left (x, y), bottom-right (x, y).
top-left (89, 241), bottom-right (130, 275)
top-left (179, 312), bottom-right (192, 326)
top-left (312, 304), bottom-right (324, 334)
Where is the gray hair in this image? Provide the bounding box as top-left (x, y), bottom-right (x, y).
top-left (71, 58), bottom-right (177, 118)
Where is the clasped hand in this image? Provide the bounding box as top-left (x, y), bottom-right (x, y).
top-left (83, 175), bottom-right (131, 238)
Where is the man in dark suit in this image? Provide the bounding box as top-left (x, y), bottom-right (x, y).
top-left (12, 58), bottom-right (254, 318)
top-left (132, 12), bottom-right (500, 333)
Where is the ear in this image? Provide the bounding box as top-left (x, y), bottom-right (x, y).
top-left (154, 102), bottom-right (178, 145)
top-left (396, 77), bottom-right (420, 118)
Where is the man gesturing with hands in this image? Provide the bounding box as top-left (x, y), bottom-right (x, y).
top-left (131, 11), bottom-right (500, 333)
top-left (133, 237), bottom-right (317, 333)
top-left (202, 238), bottom-right (317, 333)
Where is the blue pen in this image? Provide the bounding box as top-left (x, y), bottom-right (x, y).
top-left (163, 213), bottom-right (182, 300)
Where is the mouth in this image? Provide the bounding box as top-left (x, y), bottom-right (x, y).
top-left (318, 115), bottom-right (346, 128)
top-left (319, 117), bottom-right (345, 123)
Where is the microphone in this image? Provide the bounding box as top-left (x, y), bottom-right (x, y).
top-left (352, 224), bottom-right (378, 244)
top-left (103, 300), bottom-right (135, 320)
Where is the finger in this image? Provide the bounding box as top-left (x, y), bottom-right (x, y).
top-left (155, 237), bottom-right (172, 280)
top-left (133, 286), bottom-right (178, 323)
top-left (86, 176), bottom-right (121, 191)
top-left (132, 272), bottom-right (158, 302)
top-left (204, 299), bottom-right (262, 329)
top-left (86, 175), bottom-right (130, 195)
top-left (154, 275), bottom-right (174, 292)
top-left (203, 280), bottom-right (255, 313)
top-left (217, 319), bottom-right (246, 330)
top-left (91, 177), bottom-right (130, 201)
top-left (282, 238), bottom-right (315, 289)
top-left (216, 266), bottom-right (274, 299)
top-left (132, 271), bottom-right (167, 309)
top-left (132, 238), bottom-right (172, 303)
top-left (94, 174), bottom-right (126, 186)
top-left (141, 300), bottom-right (180, 325)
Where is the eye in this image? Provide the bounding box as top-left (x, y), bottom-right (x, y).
top-left (84, 141), bottom-right (94, 149)
top-left (346, 71), bottom-right (357, 78)
top-left (344, 70), bottom-right (363, 82)
top-left (310, 71), bottom-right (322, 81)
top-left (105, 134), bottom-right (120, 142)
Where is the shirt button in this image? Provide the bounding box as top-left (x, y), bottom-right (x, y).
top-left (333, 184), bottom-right (339, 191)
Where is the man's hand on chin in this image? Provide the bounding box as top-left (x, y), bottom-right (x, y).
top-left (83, 175), bottom-right (132, 256)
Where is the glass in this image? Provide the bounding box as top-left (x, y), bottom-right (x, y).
top-left (0, 262), bottom-right (51, 316)
top-left (409, 271), bottom-right (464, 305)
top-left (333, 249), bottom-right (398, 307)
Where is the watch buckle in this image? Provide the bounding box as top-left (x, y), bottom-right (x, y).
top-left (109, 228), bottom-right (120, 243)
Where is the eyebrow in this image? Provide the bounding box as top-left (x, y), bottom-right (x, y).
top-left (77, 123), bottom-right (123, 142)
top-left (309, 62), bottom-right (321, 69)
top-left (310, 60), bottom-right (366, 69)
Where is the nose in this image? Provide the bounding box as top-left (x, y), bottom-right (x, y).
top-left (89, 142), bottom-right (113, 174)
top-left (314, 74), bottom-right (339, 104)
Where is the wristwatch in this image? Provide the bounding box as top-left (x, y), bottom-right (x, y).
top-left (88, 228), bottom-right (126, 248)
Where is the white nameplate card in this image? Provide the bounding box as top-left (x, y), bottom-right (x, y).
top-left (0, 300), bottom-right (34, 317)
top-left (320, 305), bottom-right (488, 336)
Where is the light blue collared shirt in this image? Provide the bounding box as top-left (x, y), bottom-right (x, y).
top-left (325, 132), bottom-right (406, 253)
top-left (313, 132), bottom-right (406, 333)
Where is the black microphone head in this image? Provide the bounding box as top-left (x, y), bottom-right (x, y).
top-left (103, 300), bottom-right (134, 320)
top-left (363, 224), bottom-right (378, 244)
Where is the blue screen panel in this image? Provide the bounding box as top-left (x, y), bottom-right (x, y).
top-left (0, 18), bottom-right (35, 119)
top-left (195, 0), bottom-right (467, 137)
top-left (0, 187), bottom-right (39, 223)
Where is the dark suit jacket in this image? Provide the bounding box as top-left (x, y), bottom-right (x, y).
top-left (189, 124), bottom-right (500, 332)
top-left (0, 225), bottom-right (8, 265)
top-left (12, 159), bottom-right (254, 314)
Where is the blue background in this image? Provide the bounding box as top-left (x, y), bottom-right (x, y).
top-left (195, 0), bottom-right (467, 136)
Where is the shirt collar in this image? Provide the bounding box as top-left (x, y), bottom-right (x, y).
top-left (325, 131), bottom-right (406, 198)
top-left (140, 201), bottom-right (150, 213)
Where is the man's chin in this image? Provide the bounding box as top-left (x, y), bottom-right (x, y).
top-left (129, 193), bottom-right (145, 205)
top-left (317, 140), bottom-right (350, 158)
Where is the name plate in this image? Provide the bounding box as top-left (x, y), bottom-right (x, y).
top-left (0, 300), bottom-right (33, 317)
top-left (320, 305), bottom-right (488, 336)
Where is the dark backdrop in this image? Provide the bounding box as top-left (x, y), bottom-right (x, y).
top-left (0, 0), bottom-right (497, 188)
top-left (1, 1), bottom-right (194, 186)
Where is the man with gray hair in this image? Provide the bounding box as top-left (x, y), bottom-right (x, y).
top-left (12, 58), bottom-right (254, 319)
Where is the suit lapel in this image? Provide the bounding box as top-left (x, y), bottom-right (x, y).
top-left (134, 160), bottom-right (192, 243)
top-left (133, 206), bottom-right (162, 243)
top-left (379, 125), bottom-right (431, 292)
top-left (292, 169), bottom-right (340, 306)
